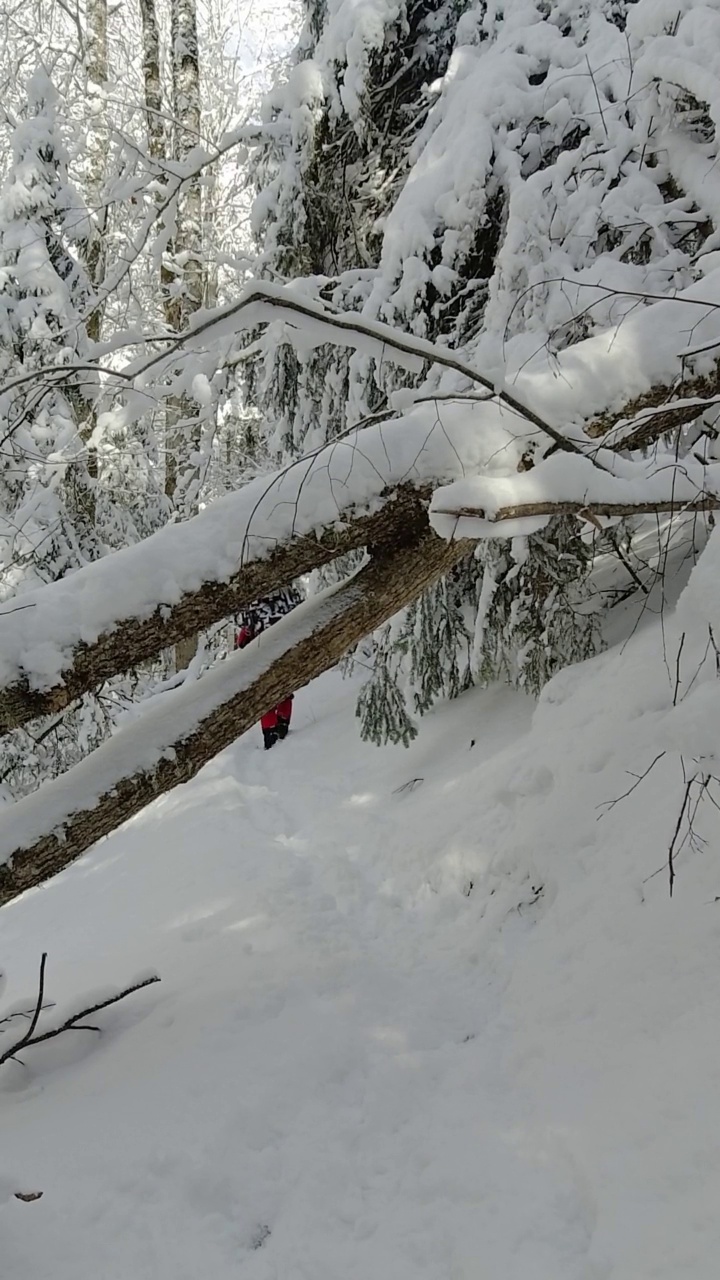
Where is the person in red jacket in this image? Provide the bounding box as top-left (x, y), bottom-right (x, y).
top-left (234, 585), bottom-right (302, 749)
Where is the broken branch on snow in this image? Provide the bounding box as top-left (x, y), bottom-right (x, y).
top-left (0, 953), bottom-right (160, 1066)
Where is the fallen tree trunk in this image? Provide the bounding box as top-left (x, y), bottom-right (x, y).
top-left (0, 525), bottom-right (471, 908)
top-left (0, 483), bottom-right (430, 734)
top-left (0, 362), bottom-right (717, 738)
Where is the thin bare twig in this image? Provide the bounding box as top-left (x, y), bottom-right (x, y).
top-left (0, 963), bottom-right (160, 1068)
top-left (596, 751), bottom-right (666, 815)
top-left (667, 778), bottom-right (693, 897)
top-left (709, 624), bottom-right (720, 676)
top-left (673, 632), bottom-right (686, 706)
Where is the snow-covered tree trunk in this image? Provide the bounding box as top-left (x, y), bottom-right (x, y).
top-left (139, 0), bottom-right (165, 164)
top-left (0, 482), bottom-right (432, 732)
top-left (75, 0), bottom-right (108, 530)
top-left (138, 0), bottom-right (176, 335)
top-left (165, 0), bottom-right (204, 501)
top-left (82, 0), bottom-right (108, 345)
top-left (168, 0), bottom-right (204, 670)
top-left (138, 0), bottom-right (205, 670)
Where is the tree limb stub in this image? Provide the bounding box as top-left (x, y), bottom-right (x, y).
top-left (0, 483), bottom-right (431, 735)
top-left (0, 527), bottom-right (471, 908)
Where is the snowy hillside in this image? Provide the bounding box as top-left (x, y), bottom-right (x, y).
top-left (2, 541), bottom-right (720, 1279)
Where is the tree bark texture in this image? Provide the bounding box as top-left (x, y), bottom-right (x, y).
top-left (139, 0), bottom-right (166, 163)
top-left (139, 0), bottom-right (176, 313)
top-left (0, 526), bottom-right (471, 908)
top-left (584, 364), bottom-right (720, 448)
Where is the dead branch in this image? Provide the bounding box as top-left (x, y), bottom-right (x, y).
top-left (673, 632), bottom-right (686, 706)
top-left (709, 625), bottom-right (720, 676)
top-left (642, 766), bottom-right (720, 895)
top-left (667, 776), bottom-right (694, 897)
top-left (0, 526), bottom-right (471, 907)
top-left (432, 495), bottom-right (720, 525)
top-left (0, 957), bottom-right (160, 1067)
top-left (0, 999), bottom-right (54, 1032)
top-left (596, 751), bottom-right (666, 815)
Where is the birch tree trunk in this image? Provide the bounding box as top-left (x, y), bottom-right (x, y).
top-left (83, 0), bottom-right (108, 345)
top-left (165, 0), bottom-right (204, 512)
top-left (167, 0), bottom-right (204, 342)
top-left (66, 0), bottom-right (107, 531)
top-left (139, 0), bottom-right (205, 670)
top-left (139, 0), bottom-right (174, 306)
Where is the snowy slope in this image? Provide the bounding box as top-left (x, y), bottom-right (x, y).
top-left (2, 562), bottom-right (720, 1278)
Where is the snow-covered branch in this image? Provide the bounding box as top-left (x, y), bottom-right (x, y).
top-left (430, 454), bottom-right (720, 539)
top-left (0, 527), bottom-right (470, 906)
top-left (0, 391), bottom-right (517, 733)
top-left (129, 280), bottom-right (582, 457)
top-left (585, 369), bottom-right (720, 450)
top-left (432, 495), bottom-right (719, 532)
top-left (0, 317), bottom-right (717, 735)
top-left (0, 479), bottom-right (431, 734)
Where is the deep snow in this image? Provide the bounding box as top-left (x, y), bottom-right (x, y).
top-left (2, 572), bottom-right (720, 1277)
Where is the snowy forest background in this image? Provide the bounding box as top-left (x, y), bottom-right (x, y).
top-left (0, 0), bottom-right (299, 796)
top-left (2, 0), bottom-right (720, 810)
top-left (6, 3), bottom-right (720, 1265)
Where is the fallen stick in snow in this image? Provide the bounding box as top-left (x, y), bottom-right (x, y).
top-left (0, 954), bottom-right (160, 1066)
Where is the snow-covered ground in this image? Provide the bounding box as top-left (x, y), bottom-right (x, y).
top-left (2, 569), bottom-right (720, 1278)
